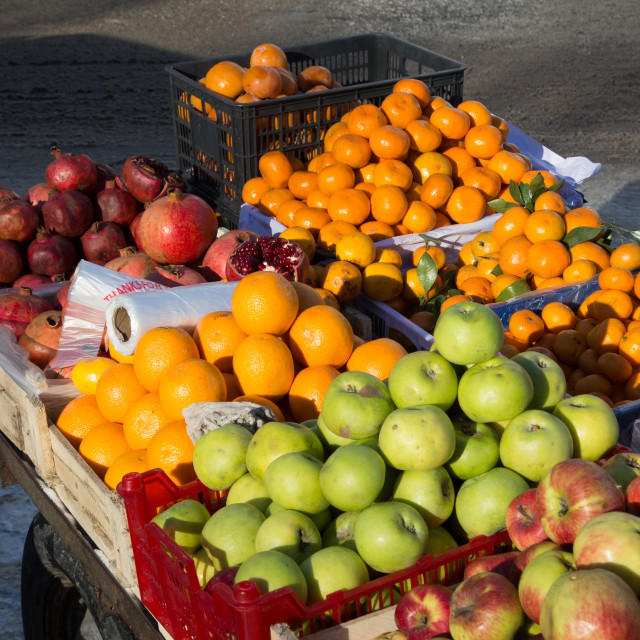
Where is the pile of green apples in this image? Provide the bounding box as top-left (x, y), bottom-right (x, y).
top-left (148, 300), bottom-right (625, 611)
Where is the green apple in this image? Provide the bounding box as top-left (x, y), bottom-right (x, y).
top-left (512, 350), bottom-right (567, 411)
top-left (392, 467), bottom-right (455, 527)
top-left (499, 409), bottom-right (574, 483)
top-left (455, 467), bottom-right (530, 538)
top-left (319, 444), bottom-right (386, 512)
top-left (378, 405), bottom-right (456, 471)
top-left (151, 499), bottom-right (210, 554)
top-left (200, 502), bottom-right (265, 569)
top-left (299, 546), bottom-right (369, 604)
top-left (322, 511), bottom-right (360, 551)
top-left (445, 420), bottom-right (500, 481)
top-left (245, 421), bottom-right (324, 481)
top-left (387, 350), bottom-right (458, 411)
top-left (192, 423), bottom-right (253, 490)
top-left (354, 501), bottom-right (428, 573)
top-left (191, 546), bottom-right (217, 588)
top-left (315, 412), bottom-right (357, 452)
top-left (552, 394), bottom-right (619, 461)
top-left (432, 300), bottom-right (504, 365)
top-left (265, 501), bottom-right (332, 532)
top-left (263, 451), bottom-right (329, 514)
top-left (457, 357), bottom-right (534, 423)
top-left (255, 509), bottom-right (322, 564)
top-left (320, 371), bottom-right (396, 439)
top-left (424, 525), bottom-right (459, 583)
top-left (489, 419), bottom-right (511, 439)
top-left (602, 452), bottom-right (640, 491)
top-left (234, 550), bottom-right (308, 604)
top-left (225, 472), bottom-right (271, 513)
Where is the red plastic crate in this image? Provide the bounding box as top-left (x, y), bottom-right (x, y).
top-left (118, 469), bottom-right (513, 640)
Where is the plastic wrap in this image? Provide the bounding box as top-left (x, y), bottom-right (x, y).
top-left (0, 325), bottom-right (48, 395)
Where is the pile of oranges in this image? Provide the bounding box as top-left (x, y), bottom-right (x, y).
top-left (498, 242), bottom-right (640, 408)
top-left (55, 272), bottom-right (409, 490)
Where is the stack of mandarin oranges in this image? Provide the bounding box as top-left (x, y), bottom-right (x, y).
top-left (55, 271), bottom-right (409, 490)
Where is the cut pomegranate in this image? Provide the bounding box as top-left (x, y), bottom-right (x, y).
top-left (200, 229), bottom-right (262, 280)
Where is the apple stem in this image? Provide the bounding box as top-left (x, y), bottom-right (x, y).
top-left (558, 496), bottom-right (569, 518)
top-left (517, 504), bottom-right (534, 524)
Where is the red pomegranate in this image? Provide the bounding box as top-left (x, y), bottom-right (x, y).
top-left (226, 236), bottom-right (310, 282)
top-left (200, 229), bottom-right (262, 280)
top-left (42, 190), bottom-right (95, 238)
top-left (0, 187), bottom-right (21, 200)
top-left (24, 183), bottom-right (59, 214)
top-left (18, 309), bottom-right (63, 369)
top-left (13, 273), bottom-right (53, 288)
top-left (95, 180), bottom-right (138, 226)
top-left (27, 228), bottom-right (78, 277)
top-left (92, 162), bottom-right (118, 194)
top-left (55, 282), bottom-right (71, 310)
top-left (45, 146), bottom-right (97, 193)
top-left (0, 239), bottom-right (23, 284)
top-left (0, 287), bottom-right (55, 339)
top-left (0, 199), bottom-right (40, 242)
top-left (136, 189), bottom-right (217, 265)
top-left (103, 247), bottom-right (158, 279)
top-left (145, 264), bottom-right (207, 287)
top-left (128, 211), bottom-right (144, 247)
top-left (80, 221), bottom-right (128, 264)
top-left (119, 155), bottom-right (185, 203)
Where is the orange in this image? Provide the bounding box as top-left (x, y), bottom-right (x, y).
top-left (362, 262), bottom-right (404, 301)
top-left (331, 134), bottom-right (373, 168)
top-left (327, 188), bottom-right (371, 225)
top-left (564, 207), bottom-right (603, 236)
top-left (475, 257), bottom-right (500, 282)
top-left (503, 331), bottom-right (530, 353)
top-left (360, 220), bottom-right (395, 242)
top-left (250, 43), bottom-right (288, 68)
top-left (315, 287), bottom-right (340, 310)
top-left (346, 338), bottom-right (408, 381)
top-left (459, 276), bottom-right (494, 303)
top-left (402, 269), bottom-right (441, 304)
top-left (578, 290), bottom-right (606, 319)
top-left (458, 242), bottom-right (477, 267)
top-left (425, 95), bottom-right (452, 117)
top-left (231, 271), bottom-right (299, 336)
top-left (534, 191), bottom-right (567, 215)
top-left (439, 294), bottom-right (472, 313)
top-left (317, 220), bottom-right (359, 253)
top-left (519, 169), bottom-right (558, 190)
top-left (373, 159), bottom-right (414, 191)
top-left (598, 352), bottom-right (633, 384)
top-left (96, 362), bottom-right (148, 424)
top-left (552, 329), bottom-right (587, 367)
top-left (223, 371), bottom-right (242, 401)
top-left (259, 151), bottom-right (294, 189)
top-left (71, 356), bottom-right (117, 396)
top-left (258, 187), bottom-right (295, 217)
top-left (323, 121), bottom-right (350, 153)
top-left (242, 176), bottom-right (270, 205)
top-left (320, 260), bottom-right (363, 303)
top-left (122, 391), bottom-right (172, 450)
top-left (422, 246), bottom-right (447, 270)
top-left (402, 201), bottom-right (437, 233)
top-left (586, 318), bottom-right (627, 355)
top-left (405, 119), bottom-right (442, 153)
top-left (456, 265), bottom-right (479, 288)
top-left (619, 329), bottom-right (640, 367)
top-left (486, 150), bottom-right (528, 185)
top-left (287, 365), bottom-right (341, 422)
top-left (291, 281), bottom-right (325, 313)
top-left (376, 247), bottom-right (403, 267)
top-left (526, 240), bottom-right (571, 279)
top-left (541, 302), bottom-right (577, 333)
top-left (318, 162), bottom-right (356, 196)
top-left (380, 92), bottom-right (423, 130)
top-left (193, 311), bottom-right (247, 372)
top-left (523, 210), bottom-right (566, 243)
top-left (347, 104), bottom-right (388, 138)
top-left (536, 277), bottom-right (566, 289)
top-left (104, 450), bottom-right (149, 491)
top-left (455, 100), bottom-right (491, 126)
top-left (441, 146), bottom-right (477, 182)
top-left (232, 333), bottom-right (295, 401)
top-left (429, 106), bottom-right (471, 139)
top-left (490, 273), bottom-right (522, 300)
top-left (311, 152), bottom-right (337, 173)
top-left (133, 326), bottom-right (200, 392)
top-left (611, 243), bottom-right (640, 270)
top-left (509, 309), bottom-right (546, 344)
top-left (335, 231), bottom-right (377, 268)
top-left (490, 114), bottom-right (510, 142)
top-left (56, 395), bottom-right (110, 449)
top-left (434, 211), bottom-right (452, 228)
top-left (288, 171), bottom-right (319, 200)
top-left (369, 125), bottom-right (411, 160)
top-left (232, 394), bottom-right (285, 422)
top-left (79, 422), bottom-right (131, 480)
top-left (573, 373), bottom-right (613, 398)
top-left (471, 231), bottom-right (501, 259)
top-left (291, 206), bottom-right (331, 237)
top-left (499, 235), bottom-right (533, 278)
top-left (275, 198), bottom-right (306, 227)
top-left (578, 348), bottom-right (601, 374)
top-left (575, 317), bottom-right (599, 341)
top-left (464, 124), bottom-right (503, 159)
top-left (279, 226), bottom-right (316, 262)
top-left (420, 173), bottom-right (454, 209)
top-left (146, 419), bottom-right (196, 486)
top-left (634, 273), bottom-right (640, 300)
top-left (243, 65), bottom-right (283, 99)
top-left (204, 61), bottom-right (245, 99)
top-left (393, 78), bottom-right (431, 110)
top-left (108, 342), bottom-right (135, 364)
top-left (356, 162), bottom-right (377, 184)
top-left (590, 289), bottom-right (634, 322)
top-left (411, 151), bottom-right (453, 185)
top-left (563, 259), bottom-right (598, 283)
top-left (459, 166), bottom-right (502, 201)
top-left (288, 305), bottom-right (354, 368)
top-left (492, 207), bottom-right (530, 246)
top-left (370, 185), bottom-right (409, 225)
top-left (158, 358), bottom-right (227, 421)
top-left (598, 266), bottom-right (635, 292)
top-left (444, 185), bottom-right (486, 224)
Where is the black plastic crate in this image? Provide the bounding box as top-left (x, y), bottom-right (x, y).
top-left (166, 33), bottom-right (466, 229)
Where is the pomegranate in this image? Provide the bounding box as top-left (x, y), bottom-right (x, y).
top-left (55, 282), bottom-right (71, 310)
top-left (25, 182), bottom-right (59, 214)
top-left (103, 247), bottom-right (158, 279)
top-left (13, 273), bottom-right (53, 288)
top-left (0, 287), bottom-right (54, 339)
top-left (0, 187), bottom-right (21, 200)
top-left (95, 180), bottom-right (138, 226)
top-left (42, 190), bottom-right (95, 238)
top-left (136, 189), bottom-right (217, 265)
top-left (92, 162), bottom-right (118, 194)
top-left (18, 309), bottom-right (63, 369)
top-left (200, 229), bottom-right (262, 280)
top-left (226, 236), bottom-right (310, 282)
top-left (145, 264), bottom-right (207, 287)
top-left (129, 211), bottom-right (144, 247)
top-left (0, 199), bottom-right (40, 242)
top-left (80, 221), bottom-right (128, 264)
top-left (45, 146), bottom-right (97, 193)
top-left (0, 239), bottom-right (23, 284)
top-left (119, 155), bottom-right (185, 203)
top-left (27, 228), bottom-right (78, 277)
top-left (43, 363), bottom-right (74, 379)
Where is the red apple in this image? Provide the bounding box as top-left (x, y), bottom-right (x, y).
top-left (539, 569), bottom-right (640, 639)
top-left (510, 539), bottom-right (562, 581)
top-left (463, 551), bottom-right (520, 584)
top-left (505, 487), bottom-right (548, 551)
top-left (535, 458), bottom-right (625, 544)
top-left (627, 475), bottom-right (640, 516)
top-left (449, 572), bottom-right (524, 640)
top-left (394, 583), bottom-right (453, 639)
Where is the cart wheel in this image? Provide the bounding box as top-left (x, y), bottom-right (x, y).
top-left (21, 512), bottom-right (135, 640)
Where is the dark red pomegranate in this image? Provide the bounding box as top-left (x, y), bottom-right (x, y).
top-left (0, 199), bottom-right (40, 242)
top-left (42, 190), bottom-right (95, 238)
top-left (200, 229), bottom-right (262, 280)
top-left (80, 221), bottom-right (128, 264)
top-left (45, 146), bottom-right (97, 193)
top-left (103, 247), bottom-right (158, 279)
top-left (24, 182), bottom-right (59, 214)
top-left (0, 239), bottom-right (23, 284)
top-left (92, 162), bottom-right (118, 194)
top-left (0, 287), bottom-right (55, 339)
top-left (136, 189), bottom-right (217, 265)
top-left (0, 187), bottom-right (21, 200)
top-left (27, 228), bottom-right (78, 277)
top-left (95, 180), bottom-right (138, 226)
top-left (226, 236), bottom-right (310, 282)
top-left (18, 309), bottom-right (63, 369)
top-left (128, 211), bottom-right (144, 247)
top-left (145, 264), bottom-right (207, 287)
top-left (119, 156), bottom-right (185, 203)
top-left (13, 273), bottom-right (53, 288)
top-left (55, 282), bottom-right (71, 310)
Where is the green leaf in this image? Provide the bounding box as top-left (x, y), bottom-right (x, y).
top-left (495, 279), bottom-right (531, 302)
top-left (627, 230), bottom-right (640, 245)
top-left (491, 263), bottom-right (504, 277)
top-left (488, 199), bottom-right (518, 214)
top-left (528, 173), bottom-right (545, 192)
top-left (417, 252), bottom-right (439, 293)
top-left (530, 182), bottom-right (548, 205)
top-left (548, 179), bottom-right (565, 193)
top-left (441, 267), bottom-right (458, 291)
top-left (519, 183), bottom-right (533, 211)
top-left (562, 226), bottom-right (604, 248)
top-left (509, 180), bottom-right (524, 206)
